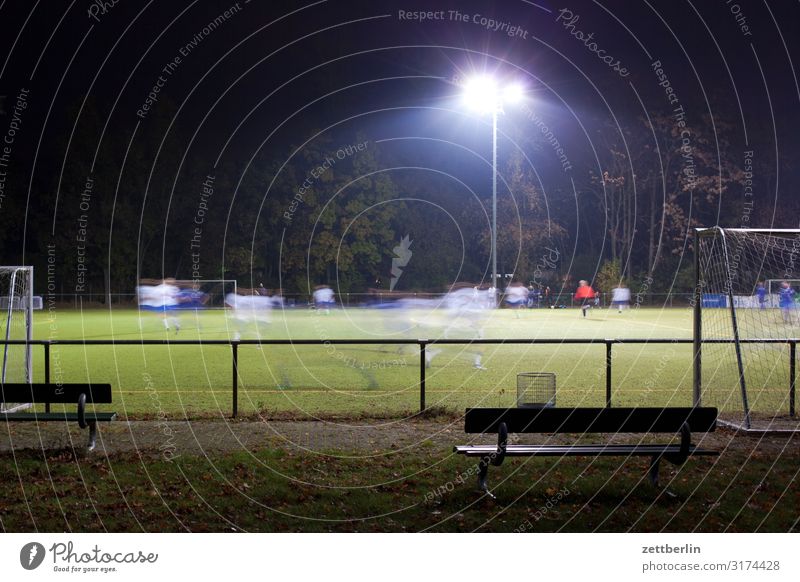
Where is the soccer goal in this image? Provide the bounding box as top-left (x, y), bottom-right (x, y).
top-left (694, 228), bottom-right (800, 431)
top-left (0, 266), bottom-right (33, 413)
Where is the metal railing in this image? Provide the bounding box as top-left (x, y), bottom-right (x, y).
top-left (1, 338), bottom-right (796, 418)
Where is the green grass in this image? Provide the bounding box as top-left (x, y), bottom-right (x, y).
top-left (4, 306), bottom-right (798, 534)
top-left (20, 305), bottom-right (794, 418)
top-left (2, 440), bottom-right (798, 532)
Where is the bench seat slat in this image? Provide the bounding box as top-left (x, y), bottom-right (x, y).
top-left (464, 407), bottom-right (717, 434)
top-left (2, 412), bottom-right (117, 422)
top-left (454, 444), bottom-right (718, 457)
top-left (1, 383), bottom-right (113, 404)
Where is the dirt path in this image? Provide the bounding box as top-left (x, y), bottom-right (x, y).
top-left (0, 418), bottom-right (463, 457)
top-left (1, 417), bottom-right (795, 458)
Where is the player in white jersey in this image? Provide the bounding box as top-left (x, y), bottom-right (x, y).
top-left (504, 282), bottom-right (529, 317)
top-left (313, 285), bottom-right (335, 314)
top-left (442, 286), bottom-right (491, 369)
top-left (375, 285), bottom-right (491, 370)
top-left (225, 291), bottom-right (275, 341)
top-left (398, 286), bottom-right (489, 369)
top-left (611, 283), bottom-right (631, 313)
top-left (137, 278), bottom-right (181, 333)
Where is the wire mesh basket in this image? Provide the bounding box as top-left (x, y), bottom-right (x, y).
top-left (516, 372), bottom-right (556, 408)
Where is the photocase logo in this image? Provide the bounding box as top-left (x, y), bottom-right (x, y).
top-left (389, 234), bottom-right (413, 291)
top-left (20, 542), bottom-right (46, 570)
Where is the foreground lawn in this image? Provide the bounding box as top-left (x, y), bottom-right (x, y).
top-left (1, 430), bottom-right (798, 532)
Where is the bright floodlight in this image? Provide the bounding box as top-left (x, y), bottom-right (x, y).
top-left (463, 76), bottom-right (524, 113)
top-left (463, 76), bottom-right (499, 113)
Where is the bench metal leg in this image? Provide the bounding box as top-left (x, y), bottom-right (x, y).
top-left (478, 459), bottom-right (488, 491)
top-left (477, 458), bottom-right (496, 499)
top-left (648, 455), bottom-right (661, 488)
top-left (473, 423), bottom-right (507, 499)
top-left (651, 423), bottom-right (691, 490)
top-left (87, 421), bottom-right (97, 452)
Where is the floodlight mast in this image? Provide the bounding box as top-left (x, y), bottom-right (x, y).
top-left (462, 76), bottom-right (524, 305)
top-left (492, 107), bottom-right (498, 305)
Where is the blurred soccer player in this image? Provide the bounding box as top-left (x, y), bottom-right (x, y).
top-left (755, 281), bottom-right (767, 310)
top-left (779, 281), bottom-right (796, 324)
top-left (313, 285), bottom-right (335, 315)
top-left (225, 290), bottom-right (274, 341)
top-left (504, 281), bottom-right (529, 317)
top-left (441, 286), bottom-right (491, 370)
top-left (137, 278), bottom-right (181, 333)
top-left (611, 283), bottom-right (631, 313)
top-left (388, 285), bottom-right (491, 370)
top-left (574, 280), bottom-right (596, 318)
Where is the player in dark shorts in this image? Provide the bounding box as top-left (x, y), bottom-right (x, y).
top-left (779, 281), bottom-right (796, 324)
top-left (574, 280), bottom-right (596, 317)
top-left (756, 281), bottom-right (767, 310)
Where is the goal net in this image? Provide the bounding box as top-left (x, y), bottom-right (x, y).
top-left (0, 266), bottom-right (33, 413)
top-left (694, 228), bottom-right (800, 431)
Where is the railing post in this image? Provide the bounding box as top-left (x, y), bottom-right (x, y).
top-left (791, 340), bottom-right (796, 418)
top-left (605, 340), bottom-right (612, 407)
top-left (44, 342), bottom-right (51, 413)
top-left (419, 340), bottom-right (426, 412)
top-left (232, 342), bottom-right (239, 418)
top-left (693, 231), bottom-right (702, 407)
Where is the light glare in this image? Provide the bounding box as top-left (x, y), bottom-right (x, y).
top-left (462, 76), bottom-right (525, 113)
top-left (463, 76), bottom-right (498, 113)
top-left (503, 83), bottom-right (524, 104)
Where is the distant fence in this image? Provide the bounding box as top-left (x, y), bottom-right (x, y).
top-left (1, 338), bottom-right (796, 418)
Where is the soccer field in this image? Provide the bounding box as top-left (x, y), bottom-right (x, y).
top-left (28, 305), bottom-right (710, 418)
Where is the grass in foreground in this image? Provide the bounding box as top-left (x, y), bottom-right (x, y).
top-left (2, 436), bottom-right (798, 532)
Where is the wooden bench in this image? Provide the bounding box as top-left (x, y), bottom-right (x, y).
top-left (454, 407), bottom-right (718, 496)
top-left (1, 383), bottom-right (116, 451)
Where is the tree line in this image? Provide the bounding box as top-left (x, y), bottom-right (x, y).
top-left (2, 99), bottom-right (794, 302)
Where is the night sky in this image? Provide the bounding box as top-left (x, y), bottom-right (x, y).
top-left (0, 0), bottom-right (798, 297)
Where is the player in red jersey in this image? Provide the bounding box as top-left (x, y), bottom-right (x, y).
top-left (574, 280), bottom-right (596, 318)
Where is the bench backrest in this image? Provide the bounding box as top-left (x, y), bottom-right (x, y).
top-left (0, 383), bottom-right (112, 404)
top-left (464, 407), bottom-right (717, 434)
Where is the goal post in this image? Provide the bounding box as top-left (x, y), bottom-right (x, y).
top-left (694, 228), bottom-right (800, 430)
top-left (0, 266), bottom-right (34, 413)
